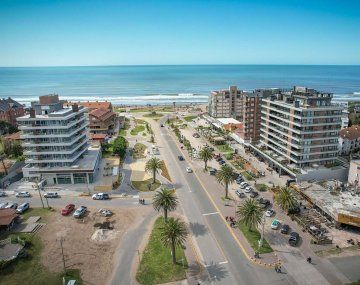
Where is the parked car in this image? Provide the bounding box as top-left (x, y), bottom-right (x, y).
top-left (0, 202), bottom-right (8, 209)
top-left (209, 168), bottom-right (217, 175)
top-left (289, 232), bottom-right (300, 246)
top-left (186, 167), bottom-right (193, 173)
top-left (192, 133), bottom-right (200, 138)
top-left (73, 206), bottom-right (87, 218)
top-left (16, 202), bottom-right (30, 214)
top-left (160, 124), bottom-right (164, 127)
top-left (215, 156), bottom-right (222, 162)
top-left (271, 219), bottom-right (280, 229)
top-left (235, 190), bottom-right (245, 198)
top-left (244, 187), bottom-right (252, 193)
top-left (178, 155), bottom-right (184, 161)
top-left (15, 191), bottom-right (31, 198)
top-left (219, 160), bottom-right (225, 165)
top-left (232, 173), bottom-right (240, 179)
top-left (5, 202), bottom-right (18, 209)
top-left (250, 191), bottom-right (259, 198)
top-left (99, 208), bottom-right (113, 217)
top-left (44, 192), bottom-right (60, 198)
top-left (288, 206), bottom-right (301, 215)
top-left (258, 199), bottom-right (270, 208)
top-left (265, 209), bottom-right (275, 217)
top-left (92, 193), bottom-right (110, 200)
top-left (281, 224), bottom-right (290, 234)
top-left (61, 204), bottom-right (75, 216)
top-left (0, 191), bottom-right (6, 197)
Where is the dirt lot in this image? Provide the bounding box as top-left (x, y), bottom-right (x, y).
top-left (40, 206), bottom-right (149, 285)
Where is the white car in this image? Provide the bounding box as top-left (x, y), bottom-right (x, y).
top-left (5, 202), bottom-right (18, 209)
top-left (16, 202), bottom-right (30, 214)
top-left (92, 193), bottom-right (110, 200)
top-left (15, 191), bottom-right (31, 198)
top-left (99, 208), bottom-right (113, 217)
top-left (244, 187), bottom-right (252, 193)
top-left (265, 209), bottom-right (275, 217)
top-left (186, 167), bottom-right (193, 173)
top-left (240, 182), bottom-right (247, 187)
top-left (44, 192), bottom-right (59, 198)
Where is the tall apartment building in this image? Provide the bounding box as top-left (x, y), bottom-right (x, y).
top-left (208, 86), bottom-right (243, 119)
top-left (260, 86), bottom-right (342, 168)
top-left (17, 95), bottom-right (101, 185)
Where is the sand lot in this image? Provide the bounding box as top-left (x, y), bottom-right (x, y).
top-left (40, 206), bottom-right (150, 285)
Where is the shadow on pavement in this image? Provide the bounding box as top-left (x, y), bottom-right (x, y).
top-left (201, 261), bottom-right (228, 283)
top-left (189, 222), bottom-right (208, 237)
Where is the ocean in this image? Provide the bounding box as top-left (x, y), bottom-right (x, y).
top-left (0, 65), bottom-right (359, 106)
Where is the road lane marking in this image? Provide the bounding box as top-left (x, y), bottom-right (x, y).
top-left (202, 212), bottom-right (219, 216)
top-left (218, 261), bottom-right (229, 265)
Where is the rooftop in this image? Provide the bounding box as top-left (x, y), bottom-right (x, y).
top-left (339, 125), bottom-right (360, 140)
top-left (217, 118), bottom-right (241, 125)
top-left (89, 108), bottom-right (116, 121)
top-left (64, 101), bottom-right (112, 110)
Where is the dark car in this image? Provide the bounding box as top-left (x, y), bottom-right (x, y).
top-left (219, 160), bottom-right (226, 165)
top-left (215, 156), bottom-right (222, 162)
top-left (160, 124), bottom-right (164, 127)
top-left (209, 168), bottom-right (217, 175)
top-left (250, 191), bottom-right (259, 198)
top-left (257, 198), bottom-right (270, 208)
top-left (281, 224), bottom-right (290, 234)
top-left (289, 232), bottom-right (300, 246)
top-left (235, 190), bottom-right (245, 198)
top-left (236, 178), bottom-right (244, 184)
top-left (232, 173), bottom-right (240, 179)
top-left (288, 206), bottom-right (301, 215)
top-left (178, 155), bottom-right (184, 161)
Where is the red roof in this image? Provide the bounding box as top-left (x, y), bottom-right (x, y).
top-left (89, 108), bottom-right (116, 121)
top-left (64, 101), bottom-right (112, 110)
top-left (0, 208), bottom-right (18, 226)
top-left (340, 125), bottom-right (360, 141)
top-left (91, 133), bottom-right (107, 140)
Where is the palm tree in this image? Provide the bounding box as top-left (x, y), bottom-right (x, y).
top-left (275, 187), bottom-right (298, 211)
top-left (160, 217), bottom-right (188, 264)
top-left (153, 187), bottom-right (179, 222)
top-left (145, 157), bottom-right (163, 184)
top-left (216, 164), bottom-right (235, 199)
top-left (198, 146), bottom-right (213, 170)
top-left (236, 198), bottom-right (262, 231)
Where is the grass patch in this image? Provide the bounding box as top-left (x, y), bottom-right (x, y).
top-left (21, 207), bottom-right (54, 221)
top-left (238, 221), bottom-right (273, 254)
top-left (183, 115), bottom-right (197, 122)
top-left (130, 125), bottom-right (145, 136)
top-left (315, 245), bottom-right (360, 258)
top-left (255, 184), bottom-right (268, 192)
top-left (143, 112), bottom-right (164, 119)
top-left (132, 178), bottom-right (161, 192)
top-left (136, 217), bottom-right (188, 285)
top-left (133, 143), bottom-right (147, 159)
top-left (216, 144), bottom-right (234, 154)
top-left (135, 119), bottom-right (147, 124)
top-left (242, 171), bottom-right (254, 181)
top-left (159, 161), bottom-right (172, 182)
top-left (0, 233), bottom-right (83, 285)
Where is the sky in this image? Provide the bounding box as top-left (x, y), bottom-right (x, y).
top-left (0, 0), bottom-right (359, 66)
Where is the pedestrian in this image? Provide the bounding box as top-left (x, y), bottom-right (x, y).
top-left (143, 199), bottom-right (145, 204)
top-left (226, 216), bottom-right (229, 221)
top-left (274, 265), bottom-right (278, 272)
top-left (278, 266), bottom-right (281, 273)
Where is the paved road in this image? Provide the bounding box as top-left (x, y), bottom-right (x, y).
top-left (152, 116), bottom-right (290, 285)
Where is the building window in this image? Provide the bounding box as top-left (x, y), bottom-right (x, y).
top-left (74, 173), bottom-right (87, 184)
top-left (56, 174), bottom-right (72, 184)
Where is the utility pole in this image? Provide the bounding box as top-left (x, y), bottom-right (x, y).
top-left (36, 176), bottom-right (45, 209)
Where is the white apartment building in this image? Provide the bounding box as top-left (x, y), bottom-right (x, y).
top-left (17, 95), bottom-right (101, 185)
top-left (208, 86), bottom-right (243, 119)
top-left (260, 87), bottom-right (342, 168)
top-left (338, 125), bottom-right (360, 155)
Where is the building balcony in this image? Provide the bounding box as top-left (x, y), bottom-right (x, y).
top-left (24, 139), bottom-right (88, 155)
top-left (20, 122), bottom-right (88, 139)
top-left (18, 116), bottom-right (86, 130)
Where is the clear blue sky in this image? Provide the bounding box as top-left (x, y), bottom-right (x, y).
top-left (0, 0), bottom-right (359, 66)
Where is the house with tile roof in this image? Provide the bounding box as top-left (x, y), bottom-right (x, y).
top-left (88, 108), bottom-right (116, 134)
top-left (339, 125), bottom-right (360, 155)
top-left (0, 98), bottom-right (25, 127)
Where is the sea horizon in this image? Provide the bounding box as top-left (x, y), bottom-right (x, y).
top-left (1, 64), bottom-right (360, 106)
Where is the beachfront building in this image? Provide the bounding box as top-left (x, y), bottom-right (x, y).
top-left (0, 98), bottom-right (25, 128)
top-left (260, 86), bottom-right (342, 168)
top-left (88, 108), bottom-right (116, 134)
top-left (17, 95), bottom-right (101, 185)
top-left (208, 86), bottom-right (243, 119)
top-left (338, 125), bottom-right (360, 155)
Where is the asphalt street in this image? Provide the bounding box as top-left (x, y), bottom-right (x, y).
top-left (155, 117), bottom-right (290, 285)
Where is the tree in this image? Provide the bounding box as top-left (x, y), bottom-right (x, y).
top-left (275, 187), bottom-right (298, 211)
top-left (145, 157), bottom-right (163, 184)
top-left (198, 146), bottom-right (213, 170)
top-left (153, 187), bottom-right (178, 222)
top-left (216, 164), bottom-right (235, 199)
top-left (112, 136), bottom-right (127, 159)
top-left (236, 198), bottom-right (262, 231)
top-left (160, 217), bottom-right (187, 264)
top-left (0, 121), bottom-right (18, 135)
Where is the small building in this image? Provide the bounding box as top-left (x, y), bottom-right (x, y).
top-left (0, 208), bottom-right (18, 231)
top-left (3, 131), bottom-right (22, 142)
top-left (339, 125), bottom-right (360, 155)
top-left (90, 133), bottom-right (107, 144)
top-left (88, 108), bottom-right (116, 134)
top-left (348, 159), bottom-right (360, 185)
top-left (0, 98), bottom-right (25, 127)
top-left (216, 118), bottom-right (242, 131)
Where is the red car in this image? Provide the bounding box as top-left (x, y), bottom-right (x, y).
top-left (61, 204), bottom-right (75, 216)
